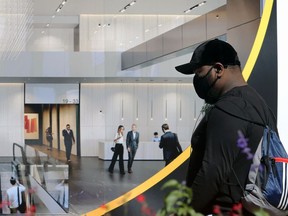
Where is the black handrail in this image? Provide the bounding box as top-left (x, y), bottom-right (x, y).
top-left (12, 143), bottom-right (28, 165)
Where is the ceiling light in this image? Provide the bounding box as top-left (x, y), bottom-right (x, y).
top-left (119, 0), bottom-right (136, 13)
top-left (41, 31), bottom-right (45, 34)
top-left (46, 23), bottom-right (50, 27)
top-left (145, 29), bottom-right (150, 33)
top-left (183, 1), bottom-right (206, 13)
top-left (52, 15), bottom-right (55, 18)
top-left (130, 1), bottom-right (136, 6)
top-left (198, 1), bottom-right (206, 6)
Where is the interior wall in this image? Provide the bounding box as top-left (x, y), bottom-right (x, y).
top-left (26, 28), bottom-right (74, 51)
top-left (80, 83), bottom-right (203, 157)
top-left (0, 84), bottom-right (24, 156)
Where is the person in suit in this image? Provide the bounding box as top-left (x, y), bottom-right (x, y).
top-left (108, 125), bottom-right (126, 175)
top-left (126, 124), bottom-right (140, 173)
top-left (62, 124), bottom-right (75, 163)
top-left (159, 123), bottom-right (182, 166)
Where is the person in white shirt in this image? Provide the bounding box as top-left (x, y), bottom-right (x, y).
top-left (6, 177), bottom-right (26, 213)
top-left (152, 132), bottom-right (161, 142)
top-left (108, 125), bottom-right (125, 175)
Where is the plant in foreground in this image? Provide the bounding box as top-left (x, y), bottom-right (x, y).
top-left (157, 179), bottom-right (203, 216)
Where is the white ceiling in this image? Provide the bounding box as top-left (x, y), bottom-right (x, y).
top-left (33, 0), bottom-right (226, 27)
top-left (33, 0), bottom-right (226, 16)
top-left (23, 0), bottom-right (227, 84)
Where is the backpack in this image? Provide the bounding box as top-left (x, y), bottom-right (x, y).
top-left (215, 104), bottom-right (288, 216)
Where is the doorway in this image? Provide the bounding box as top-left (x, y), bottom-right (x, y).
top-left (24, 104), bottom-right (80, 157)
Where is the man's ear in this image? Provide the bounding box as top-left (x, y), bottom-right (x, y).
top-left (214, 63), bottom-right (224, 77)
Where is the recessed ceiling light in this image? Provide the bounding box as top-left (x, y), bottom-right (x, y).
top-left (46, 23), bottom-right (50, 27)
top-left (52, 15), bottom-right (55, 18)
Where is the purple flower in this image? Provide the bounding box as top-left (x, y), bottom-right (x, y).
top-left (237, 130), bottom-right (253, 160)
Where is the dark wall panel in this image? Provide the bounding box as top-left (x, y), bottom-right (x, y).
top-left (163, 26), bottom-right (183, 55)
top-left (121, 50), bottom-right (134, 69)
top-left (227, 0), bottom-right (260, 29)
top-left (133, 43), bottom-right (147, 66)
top-left (182, 15), bottom-right (206, 48)
top-left (146, 35), bottom-right (163, 61)
top-left (228, 19), bottom-right (260, 69)
top-left (207, 6), bottom-right (227, 39)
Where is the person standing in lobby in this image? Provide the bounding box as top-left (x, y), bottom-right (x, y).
top-left (45, 126), bottom-right (53, 150)
top-left (126, 124), bottom-right (140, 173)
top-left (175, 39), bottom-right (277, 215)
top-left (62, 124), bottom-right (75, 163)
top-left (108, 125), bottom-right (126, 175)
top-left (159, 123), bottom-right (182, 166)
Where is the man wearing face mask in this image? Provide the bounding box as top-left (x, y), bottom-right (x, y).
top-left (175, 39), bottom-right (277, 215)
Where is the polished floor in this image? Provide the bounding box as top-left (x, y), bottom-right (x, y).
top-left (30, 145), bottom-right (164, 215)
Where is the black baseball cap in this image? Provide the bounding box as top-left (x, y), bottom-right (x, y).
top-left (175, 39), bottom-right (241, 74)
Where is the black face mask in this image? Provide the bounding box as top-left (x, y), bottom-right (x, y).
top-left (193, 66), bottom-right (220, 104)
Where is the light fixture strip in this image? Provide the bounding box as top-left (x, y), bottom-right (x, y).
top-left (121, 98), bottom-right (124, 120)
top-left (165, 99), bottom-right (168, 120)
top-left (56, 0), bottom-right (68, 13)
top-left (194, 99), bottom-right (196, 120)
top-left (180, 99), bottom-right (182, 119)
top-left (184, 1), bottom-right (206, 13)
top-left (136, 100), bottom-right (139, 119)
top-left (119, 0), bottom-right (137, 13)
top-left (151, 100), bottom-right (153, 120)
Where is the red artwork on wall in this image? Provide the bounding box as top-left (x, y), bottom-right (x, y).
top-left (24, 114), bottom-right (39, 139)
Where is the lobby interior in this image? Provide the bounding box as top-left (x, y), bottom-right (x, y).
top-left (0, 0), bottom-right (267, 215)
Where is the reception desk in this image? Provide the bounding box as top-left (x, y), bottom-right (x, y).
top-left (98, 141), bottom-right (190, 160)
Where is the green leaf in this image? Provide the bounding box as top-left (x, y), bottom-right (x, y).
top-left (161, 179), bottom-right (180, 190)
top-left (254, 208), bottom-right (270, 216)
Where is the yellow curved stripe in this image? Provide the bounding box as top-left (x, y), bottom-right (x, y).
top-left (242, 0), bottom-right (274, 81)
top-left (83, 1), bottom-right (274, 215)
top-left (83, 146), bottom-right (191, 216)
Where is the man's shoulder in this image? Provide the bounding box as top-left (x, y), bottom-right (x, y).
top-left (162, 132), bottom-right (173, 138)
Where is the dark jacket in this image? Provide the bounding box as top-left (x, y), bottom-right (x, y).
top-left (159, 131), bottom-right (182, 162)
top-left (126, 131), bottom-right (139, 149)
top-left (62, 129), bottom-right (75, 145)
top-left (187, 85), bottom-right (277, 214)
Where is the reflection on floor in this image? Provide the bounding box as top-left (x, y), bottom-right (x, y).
top-left (30, 145), bottom-right (164, 215)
